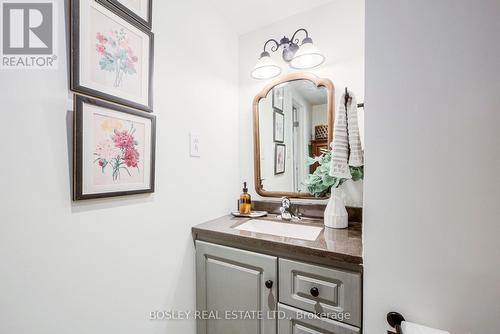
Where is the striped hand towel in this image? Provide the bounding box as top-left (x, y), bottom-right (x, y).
top-left (347, 93), bottom-right (364, 167)
top-left (330, 90), bottom-right (364, 179)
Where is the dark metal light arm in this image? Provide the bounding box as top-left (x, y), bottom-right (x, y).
top-left (263, 39), bottom-right (280, 53)
top-left (290, 28), bottom-right (309, 45)
top-left (260, 28), bottom-right (309, 55)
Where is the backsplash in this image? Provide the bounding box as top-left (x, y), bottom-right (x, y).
top-left (253, 200), bottom-right (362, 222)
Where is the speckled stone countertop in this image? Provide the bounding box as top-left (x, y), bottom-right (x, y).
top-left (192, 215), bottom-right (363, 270)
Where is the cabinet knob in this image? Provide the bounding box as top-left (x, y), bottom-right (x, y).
top-left (310, 287), bottom-right (319, 297)
top-left (265, 280), bottom-right (273, 289)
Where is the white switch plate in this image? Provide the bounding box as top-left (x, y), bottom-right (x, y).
top-left (190, 132), bottom-right (201, 157)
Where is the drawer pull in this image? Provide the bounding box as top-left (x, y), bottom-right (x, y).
top-left (310, 287), bottom-right (319, 297)
top-left (265, 280), bottom-right (273, 289)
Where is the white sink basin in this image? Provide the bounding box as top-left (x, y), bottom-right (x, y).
top-left (234, 219), bottom-right (323, 241)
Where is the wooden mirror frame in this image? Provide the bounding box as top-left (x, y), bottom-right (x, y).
top-left (253, 72), bottom-right (335, 199)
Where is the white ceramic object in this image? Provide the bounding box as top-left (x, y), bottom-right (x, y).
top-left (234, 220), bottom-right (322, 241)
top-left (324, 188), bottom-right (348, 229)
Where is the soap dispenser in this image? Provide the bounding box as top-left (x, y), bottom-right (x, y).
top-left (239, 182), bottom-right (252, 214)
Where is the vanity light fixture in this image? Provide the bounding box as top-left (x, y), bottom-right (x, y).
top-left (251, 28), bottom-right (325, 80)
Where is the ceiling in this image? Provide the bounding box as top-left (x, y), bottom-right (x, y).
top-left (210, 0), bottom-right (336, 35)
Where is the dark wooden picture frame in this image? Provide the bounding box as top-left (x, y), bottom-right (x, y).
top-left (274, 143), bottom-right (286, 175)
top-left (71, 0), bottom-right (155, 112)
top-left (273, 109), bottom-right (284, 143)
top-left (103, 0), bottom-right (153, 29)
top-left (73, 95), bottom-right (156, 200)
top-left (272, 86), bottom-right (284, 111)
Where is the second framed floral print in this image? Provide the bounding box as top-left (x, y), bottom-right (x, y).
top-left (273, 110), bottom-right (284, 143)
top-left (73, 96), bottom-right (156, 200)
top-left (272, 86), bottom-right (284, 112)
top-left (274, 144), bottom-right (286, 175)
top-left (71, 0), bottom-right (154, 112)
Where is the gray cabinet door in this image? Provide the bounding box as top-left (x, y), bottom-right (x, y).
top-left (196, 241), bottom-right (278, 334)
top-left (278, 304), bottom-right (360, 334)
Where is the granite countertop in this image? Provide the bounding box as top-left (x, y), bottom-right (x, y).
top-left (192, 214), bottom-right (363, 270)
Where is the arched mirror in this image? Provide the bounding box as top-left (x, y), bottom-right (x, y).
top-left (253, 73), bottom-right (334, 199)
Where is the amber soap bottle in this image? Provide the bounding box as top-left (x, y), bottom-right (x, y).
top-left (239, 182), bottom-right (252, 214)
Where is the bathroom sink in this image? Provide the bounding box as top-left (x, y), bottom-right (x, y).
top-left (234, 219), bottom-right (323, 241)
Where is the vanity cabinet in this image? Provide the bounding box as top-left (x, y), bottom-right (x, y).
top-left (195, 240), bottom-right (363, 334)
top-left (195, 241), bottom-right (278, 334)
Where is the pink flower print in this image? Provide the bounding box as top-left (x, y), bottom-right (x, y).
top-left (112, 130), bottom-right (135, 150)
top-left (94, 124), bottom-right (140, 180)
top-left (119, 39), bottom-right (129, 49)
top-left (95, 139), bottom-right (120, 161)
top-left (126, 47), bottom-right (138, 63)
top-left (96, 32), bottom-right (107, 44)
top-left (123, 148), bottom-right (140, 168)
top-left (96, 29), bottom-right (137, 87)
top-left (96, 44), bottom-right (106, 55)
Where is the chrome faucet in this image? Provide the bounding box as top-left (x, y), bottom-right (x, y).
top-left (279, 197), bottom-right (301, 221)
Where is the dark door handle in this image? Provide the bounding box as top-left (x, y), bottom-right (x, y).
top-left (265, 280), bottom-right (273, 289)
top-left (310, 287), bottom-right (319, 297)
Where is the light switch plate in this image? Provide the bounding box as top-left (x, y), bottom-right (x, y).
top-left (190, 132), bottom-right (201, 157)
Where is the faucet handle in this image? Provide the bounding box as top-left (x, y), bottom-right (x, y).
top-left (281, 197), bottom-right (291, 209)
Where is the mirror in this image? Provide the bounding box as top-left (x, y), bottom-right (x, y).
top-left (253, 73), bottom-right (334, 198)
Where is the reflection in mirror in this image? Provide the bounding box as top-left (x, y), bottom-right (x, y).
top-left (258, 79), bottom-right (329, 195)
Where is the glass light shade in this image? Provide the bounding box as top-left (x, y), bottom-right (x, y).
top-left (251, 53), bottom-right (282, 80)
top-left (289, 42), bottom-right (325, 69)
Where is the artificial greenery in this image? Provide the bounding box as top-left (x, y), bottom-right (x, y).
top-left (304, 150), bottom-right (364, 198)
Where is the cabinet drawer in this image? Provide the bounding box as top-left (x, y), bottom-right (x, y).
top-left (279, 259), bottom-right (361, 327)
top-left (278, 303), bottom-right (360, 334)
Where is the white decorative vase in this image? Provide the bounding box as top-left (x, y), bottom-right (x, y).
top-left (324, 188), bottom-right (348, 229)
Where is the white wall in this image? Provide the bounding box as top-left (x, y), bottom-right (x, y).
top-left (311, 103), bottom-right (328, 134)
top-left (238, 0), bottom-right (365, 206)
top-left (290, 86), bottom-right (313, 192)
top-left (0, 0), bottom-right (239, 333)
top-left (364, 0), bottom-right (500, 333)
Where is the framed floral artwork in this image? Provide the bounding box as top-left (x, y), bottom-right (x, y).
top-left (73, 96), bottom-right (156, 200)
top-left (104, 0), bottom-right (152, 29)
top-left (274, 144), bottom-right (286, 175)
top-left (71, 0), bottom-right (154, 112)
top-left (273, 110), bottom-right (284, 143)
top-left (272, 86), bottom-right (284, 112)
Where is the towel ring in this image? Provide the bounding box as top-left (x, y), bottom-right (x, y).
top-left (387, 312), bottom-right (405, 334)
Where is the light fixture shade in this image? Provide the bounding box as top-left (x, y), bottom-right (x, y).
top-left (251, 52), bottom-right (282, 80)
top-left (289, 40), bottom-right (325, 69)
